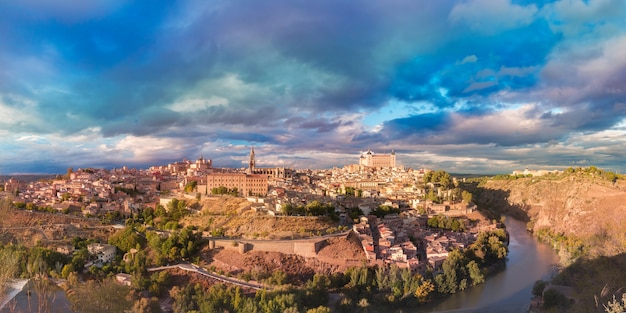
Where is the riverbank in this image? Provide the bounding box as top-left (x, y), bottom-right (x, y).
top-left (415, 216), bottom-right (559, 312)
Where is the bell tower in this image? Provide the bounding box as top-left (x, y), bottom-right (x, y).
top-left (248, 147), bottom-right (255, 174)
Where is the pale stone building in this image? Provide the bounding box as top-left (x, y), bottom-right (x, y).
top-left (205, 173), bottom-right (268, 196)
top-left (359, 150), bottom-right (397, 168)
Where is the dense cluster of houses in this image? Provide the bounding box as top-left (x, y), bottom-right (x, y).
top-left (353, 213), bottom-right (480, 274)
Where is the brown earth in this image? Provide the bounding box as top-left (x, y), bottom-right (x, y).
top-left (202, 233), bottom-right (366, 285)
top-left (182, 196), bottom-right (338, 239)
top-left (317, 232), bottom-right (366, 260)
top-left (474, 173), bottom-right (626, 256)
top-left (0, 208), bottom-right (114, 247)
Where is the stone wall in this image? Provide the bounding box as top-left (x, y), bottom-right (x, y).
top-left (209, 237), bottom-right (329, 258)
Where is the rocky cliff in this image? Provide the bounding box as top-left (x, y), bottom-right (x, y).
top-left (470, 172), bottom-right (626, 257)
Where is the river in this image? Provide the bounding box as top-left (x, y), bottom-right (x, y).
top-left (415, 216), bottom-right (559, 313)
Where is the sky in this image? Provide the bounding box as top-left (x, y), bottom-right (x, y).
top-left (1, 0), bottom-right (626, 174)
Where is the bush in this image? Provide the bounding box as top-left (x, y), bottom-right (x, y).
top-left (532, 280), bottom-right (546, 297)
top-left (543, 288), bottom-right (571, 310)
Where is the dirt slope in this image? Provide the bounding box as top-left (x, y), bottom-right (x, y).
top-left (182, 196), bottom-right (338, 239)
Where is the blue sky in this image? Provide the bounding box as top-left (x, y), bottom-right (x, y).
top-left (1, 0), bottom-right (626, 174)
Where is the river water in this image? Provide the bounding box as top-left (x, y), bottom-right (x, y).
top-left (415, 217), bottom-right (559, 313)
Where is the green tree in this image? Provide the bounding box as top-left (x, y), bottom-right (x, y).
top-left (61, 263), bottom-right (75, 279)
top-left (109, 227), bottom-right (146, 253)
top-left (467, 260), bottom-right (484, 285)
top-left (462, 190), bottom-right (473, 203)
top-left (543, 288), bottom-right (571, 310)
top-left (532, 280), bottom-right (546, 297)
top-left (184, 181), bottom-right (198, 193)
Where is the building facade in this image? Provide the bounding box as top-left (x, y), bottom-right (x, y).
top-left (359, 150), bottom-right (397, 168)
top-left (205, 173), bottom-right (268, 196)
top-left (246, 147), bottom-right (295, 179)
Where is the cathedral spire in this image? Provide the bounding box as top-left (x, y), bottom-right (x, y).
top-left (248, 147), bottom-right (255, 174)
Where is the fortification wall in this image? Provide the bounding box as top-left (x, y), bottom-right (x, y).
top-left (210, 238), bottom-right (329, 258)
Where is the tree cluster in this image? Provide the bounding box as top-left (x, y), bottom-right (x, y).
top-left (424, 170), bottom-right (453, 190)
top-left (281, 200), bottom-right (335, 217)
top-left (432, 229), bottom-right (508, 295)
top-left (427, 215), bottom-right (465, 232)
top-left (211, 186), bottom-right (239, 196)
top-left (170, 283), bottom-right (331, 313)
top-left (146, 226), bottom-right (202, 265)
top-left (535, 227), bottom-right (584, 266)
top-left (344, 187), bottom-right (363, 197)
top-left (371, 205), bottom-right (401, 218)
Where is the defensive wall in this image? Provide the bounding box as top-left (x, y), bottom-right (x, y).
top-left (207, 232), bottom-right (353, 258)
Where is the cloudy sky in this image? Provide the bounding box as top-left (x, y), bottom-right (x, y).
top-left (1, 0), bottom-right (626, 174)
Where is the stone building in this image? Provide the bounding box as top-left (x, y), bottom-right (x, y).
top-left (205, 173), bottom-right (268, 196)
top-left (246, 147), bottom-right (295, 179)
top-left (359, 149), bottom-right (397, 168)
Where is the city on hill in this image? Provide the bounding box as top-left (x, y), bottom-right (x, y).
top-left (2, 149), bottom-right (626, 313)
top-left (0, 150), bottom-right (514, 313)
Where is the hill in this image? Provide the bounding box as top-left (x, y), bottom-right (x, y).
top-left (181, 196), bottom-right (340, 239)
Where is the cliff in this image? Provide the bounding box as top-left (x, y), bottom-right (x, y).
top-left (469, 172), bottom-right (626, 258)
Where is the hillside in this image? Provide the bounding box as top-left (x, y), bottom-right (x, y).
top-left (470, 172), bottom-right (626, 257)
top-left (181, 196), bottom-right (339, 239)
top-left (466, 171), bottom-right (626, 312)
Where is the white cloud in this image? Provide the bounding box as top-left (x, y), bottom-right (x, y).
top-left (449, 0), bottom-right (538, 34)
top-left (168, 96), bottom-right (229, 113)
top-left (0, 94), bottom-right (41, 127)
top-left (457, 55), bottom-right (478, 65)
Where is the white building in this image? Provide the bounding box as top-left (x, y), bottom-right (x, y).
top-left (87, 243), bottom-right (117, 266)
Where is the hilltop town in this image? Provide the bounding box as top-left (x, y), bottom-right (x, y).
top-left (0, 150), bottom-right (504, 312)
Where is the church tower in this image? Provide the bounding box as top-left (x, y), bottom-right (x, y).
top-left (248, 147), bottom-right (255, 174)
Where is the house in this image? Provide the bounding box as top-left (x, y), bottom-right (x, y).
top-left (56, 245), bottom-right (75, 255)
top-left (87, 243), bottom-right (117, 267)
top-left (116, 273), bottom-right (133, 286)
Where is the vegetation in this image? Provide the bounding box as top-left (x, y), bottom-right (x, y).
top-left (542, 288), bottom-right (572, 311)
top-left (535, 227), bottom-right (585, 266)
top-left (115, 185), bottom-right (143, 197)
top-left (344, 187), bottom-right (363, 197)
top-left (146, 226), bottom-right (203, 264)
top-left (170, 283), bottom-right (331, 313)
top-left (461, 190), bottom-right (472, 203)
top-left (211, 186), bottom-right (240, 196)
top-left (424, 170), bottom-right (454, 189)
top-left (127, 199), bottom-right (195, 230)
top-left (184, 180), bottom-right (198, 193)
top-left (532, 280), bottom-right (547, 297)
top-left (281, 200), bottom-right (336, 217)
top-left (603, 294), bottom-right (626, 313)
top-left (427, 215), bottom-right (465, 232)
top-left (67, 277), bottom-right (133, 313)
top-left (0, 248), bottom-right (20, 294)
top-left (370, 204), bottom-right (400, 218)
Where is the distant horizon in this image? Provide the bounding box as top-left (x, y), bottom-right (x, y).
top-left (2, 1), bottom-right (625, 175)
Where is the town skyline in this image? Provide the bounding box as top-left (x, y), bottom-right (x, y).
top-left (2, 1), bottom-right (626, 174)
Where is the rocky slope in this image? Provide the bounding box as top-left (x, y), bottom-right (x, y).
top-left (470, 172), bottom-right (626, 257)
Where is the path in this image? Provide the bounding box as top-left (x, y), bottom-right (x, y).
top-left (148, 263), bottom-right (272, 291)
